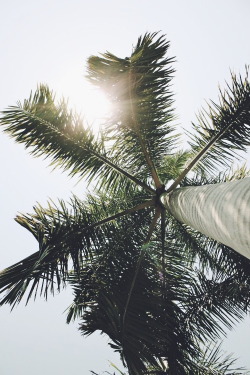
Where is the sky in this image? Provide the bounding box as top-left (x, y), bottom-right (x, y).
top-left (1, 1), bottom-right (250, 374)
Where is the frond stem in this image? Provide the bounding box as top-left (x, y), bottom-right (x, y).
top-left (122, 248), bottom-right (145, 331)
top-left (166, 116), bottom-right (240, 193)
top-left (122, 207), bottom-right (161, 334)
top-left (91, 148), bottom-right (155, 193)
top-left (19, 109), bottom-right (155, 194)
top-left (85, 199), bottom-right (155, 230)
top-left (144, 207), bottom-right (161, 244)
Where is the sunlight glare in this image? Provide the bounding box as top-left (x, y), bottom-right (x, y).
top-left (82, 85), bottom-right (112, 131)
top-left (57, 73), bottom-right (112, 135)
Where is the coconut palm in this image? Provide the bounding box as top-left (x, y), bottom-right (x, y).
top-left (1, 33), bottom-right (250, 374)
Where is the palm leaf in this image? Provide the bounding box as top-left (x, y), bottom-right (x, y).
top-left (166, 70), bottom-right (250, 192)
top-left (195, 342), bottom-right (250, 374)
top-left (67, 227), bottom-right (249, 374)
top-left (188, 70), bottom-right (250, 173)
top-left (167, 188), bottom-right (250, 307)
top-left (0, 85), bottom-right (153, 193)
top-left (0, 191), bottom-right (153, 307)
top-left (67, 239), bottom-right (199, 375)
top-left (1, 32), bottom-right (250, 374)
top-left (158, 150), bottom-right (192, 183)
top-left (87, 32), bottom-right (177, 188)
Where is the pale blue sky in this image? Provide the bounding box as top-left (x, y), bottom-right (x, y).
top-left (1, 1), bottom-right (250, 374)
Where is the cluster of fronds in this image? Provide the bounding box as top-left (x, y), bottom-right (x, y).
top-left (1, 32), bottom-right (250, 374)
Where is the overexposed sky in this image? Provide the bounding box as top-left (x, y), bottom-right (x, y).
top-left (1, 1), bottom-right (250, 374)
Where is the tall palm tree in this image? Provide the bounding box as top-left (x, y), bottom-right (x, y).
top-left (1, 33), bottom-right (250, 374)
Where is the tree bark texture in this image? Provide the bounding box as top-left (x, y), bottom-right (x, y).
top-left (163, 178), bottom-right (250, 259)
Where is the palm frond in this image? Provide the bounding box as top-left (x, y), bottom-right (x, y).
top-left (166, 70), bottom-right (250, 192)
top-left (90, 344), bottom-right (250, 375)
top-left (188, 69), bottom-right (250, 173)
top-left (67, 227), bottom-right (249, 375)
top-left (183, 272), bottom-right (246, 345)
top-left (0, 85), bottom-right (153, 193)
top-left (0, 192), bottom-right (153, 307)
top-left (87, 32), bottom-right (177, 188)
top-left (195, 342), bottom-right (250, 374)
top-left (180, 162), bottom-right (250, 188)
top-left (158, 150), bottom-right (192, 184)
top-left (67, 239), bottom-right (199, 375)
top-left (167, 213), bottom-right (250, 313)
top-left (1, 32), bottom-right (250, 375)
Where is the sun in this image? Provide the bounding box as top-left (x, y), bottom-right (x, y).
top-left (56, 73), bottom-right (112, 134)
top-left (80, 84), bottom-right (113, 130)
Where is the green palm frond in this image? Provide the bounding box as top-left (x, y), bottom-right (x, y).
top-left (195, 342), bottom-right (249, 374)
top-left (207, 241), bottom-right (250, 302)
top-left (183, 272), bottom-right (246, 344)
top-left (0, 198), bottom-right (94, 306)
top-left (180, 163), bottom-right (250, 188)
top-left (166, 71), bottom-right (250, 192)
top-left (167, 205), bottom-right (250, 304)
top-left (66, 226), bottom-right (249, 375)
top-left (0, 191), bottom-right (153, 307)
top-left (158, 150), bottom-right (192, 183)
top-left (0, 85), bottom-right (153, 193)
top-left (67, 240), bottom-right (199, 374)
top-left (166, 217), bottom-right (219, 271)
top-left (87, 32), bottom-right (177, 188)
top-left (188, 70), bottom-right (250, 173)
top-left (91, 344), bottom-right (250, 375)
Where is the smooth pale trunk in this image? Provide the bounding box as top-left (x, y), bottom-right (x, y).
top-left (163, 178), bottom-right (250, 259)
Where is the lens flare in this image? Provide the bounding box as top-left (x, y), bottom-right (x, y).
top-left (56, 73), bottom-right (112, 134)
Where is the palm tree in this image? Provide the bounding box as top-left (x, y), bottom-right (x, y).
top-left (1, 32), bottom-right (250, 374)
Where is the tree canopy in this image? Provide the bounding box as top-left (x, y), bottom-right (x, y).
top-left (1, 32), bottom-right (250, 374)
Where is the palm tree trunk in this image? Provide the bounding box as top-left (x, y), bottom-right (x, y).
top-left (163, 177), bottom-right (250, 259)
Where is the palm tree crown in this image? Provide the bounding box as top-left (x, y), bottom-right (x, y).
top-left (1, 32), bottom-right (250, 374)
